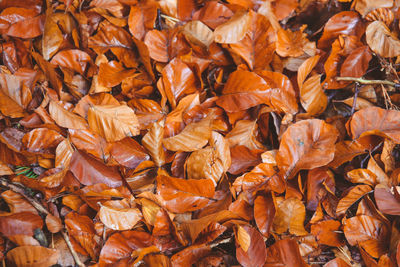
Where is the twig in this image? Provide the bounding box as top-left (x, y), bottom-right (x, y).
top-left (61, 230), bottom-right (85, 267)
top-left (336, 77), bottom-right (397, 87)
top-left (160, 14), bottom-right (180, 23)
top-left (0, 178), bottom-right (85, 267)
top-left (351, 82), bottom-right (360, 115)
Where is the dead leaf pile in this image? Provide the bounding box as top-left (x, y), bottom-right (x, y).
top-left (1, 0), bottom-right (400, 266)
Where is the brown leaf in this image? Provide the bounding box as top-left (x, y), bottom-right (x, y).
top-left (254, 193), bottom-right (275, 237)
top-left (0, 161), bottom-right (13, 175)
top-left (366, 21), bottom-right (400, 58)
top-left (235, 225), bottom-right (267, 267)
top-left (1, 191), bottom-right (37, 214)
top-left (88, 20), bottom-right (133, 54)
top-left (343, 215), bottom-right (389, 258)
top-left (276, 119), bottom-right (338, 179)
top-left (256, 70), bottom-right (298, 114)
top-left (99, 231), bottom-right (152, 265)
top-left (45, 214), bottom-right (62, 234)
top-left (297, 55), bottom-right (320, 89)
top-left (42, 8), bottom-right (63, 60)
top-left (109, 137), bottom-right (149, 169)
top-left (349, 107), bottom-right (400, 143)
top-left (50, 49), bottom-right (92, 75)
top-left (65, 212), bottom-right (100, 259)
top-left (273, 197), bottom-right (308, 236)
top-left (69, 129), bottom-right (109, 160)
top-left (300, 74), bottom-right (328, 115)
top-left (157, 174), bottom-right (215, 213)
top-left (88, 104), bottom-right (140, 142)
top-left (6, 246), bottom-right (59, 267)
top-left (264, 239), bottom-right (308, 267)
top-left (128, 2), bottom-right (157, 40)
top-left (311, 220), bottom-right (344, 247)
top-left (99, 199), bottom-right (142, 230)
top-left (69, 150), bottom-right (122, 187)
top-left (163, 116), bottom-right (212, 152)
top-left (161, 57), bottom-right (198, 109)
top-left (142, 121), bottom-right (166, 167)
top-left (340, 46), bottom-right (372, 78)
top-left (49, 100), bottom-right (88, 130)
top-left (226, 120), bottom-right (265, 150)
top-left (318, 11), bottom-right (364, 49)
top-left (0, 8), bottom-right (44, 39)
top-left (374, 185), bottom-right (400, 215)
top-left (0, 212), bottom-right (43, 237)
top-left (183, 20), bottom-right (214, 48)
top-left (228, 11), bottom-right (276, 70)
top-left (171, 244), bottom-right (211, 267)
top-left (346, 168), bottom-right (377, 186)
top-left (216, 70), bottom-right (269, 113)
top-left (214, 11), bottom-right (250, 44)
top-left (276, 26), bottom-right (310, 57)
top-left (355, 0), bottom-right (393, 17)
top-left (144, 30), bottom-right (169, 62)
top-left (337, 185), bottom-right (373, 216)
top-left (22, 128), bottom-right (64, 157)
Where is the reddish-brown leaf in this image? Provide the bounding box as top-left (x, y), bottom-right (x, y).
top-left (264, 239), bottom-right (308, 267)
top-left (276, 119), bottom-right (338, 179)
top-left (349, 107), bottom-right (400, 143)
top-left (157, 174), bottom-right (215, 213)
top-left (343, 215), bottom-right (389, 258)
top-left (99, 231), bottom-right (152, 265)
top-left (254, 194), bottom-right (275, 237)
top-left (0, 212), bottom-right (43, 237)
top-left (235, 225), bottom-right (267, 267)
top-left (6, 246), bottom-right (59, 267)
top-left (69, 150), bottom-right (122, 187)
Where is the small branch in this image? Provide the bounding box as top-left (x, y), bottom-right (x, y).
top-left (0, 178), bottom-right (85, 267)
top-left (0, 178), bottom-right (48, 214)
top-left (61, 230), bottom-right (85, 267)
top-left (351, 82), bottom-right (360, 115)
top-left (160, 14), bottom-right (180, 23)
top-left (336, 77), bottom-right (397, 87)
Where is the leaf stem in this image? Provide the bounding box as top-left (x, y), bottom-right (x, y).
top-left (336, 77), bottom-right (397, 87)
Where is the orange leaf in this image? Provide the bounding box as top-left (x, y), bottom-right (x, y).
top-left (235, 225), bottom-right (267, 267)
top-left (157, 174), bottom-right (215, 213)
top-left (254, 193), bottom-right (275, 237)
top-left (88, 104), bottom-right (140, 142)
top-left (273, 197), bottom-right (308, 236)
top-left (349, 107), bottom-right (400, 143)
top-left (276, 119), bottom-right (338, 179)
top-left (49, 100), bottom-right (88, 130)
top-left (337, 185), bottom-right (372, 216)
top-left (300, 74), bottom-right (328, 115)
top-left (343, 215), bottom-right (389, 258)
top-left (6, 246), bottom-right (59, 267)
top-left (99, 199), bottom-right (142, 230)
top-left (311, 220), bottom-right (344, 247)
